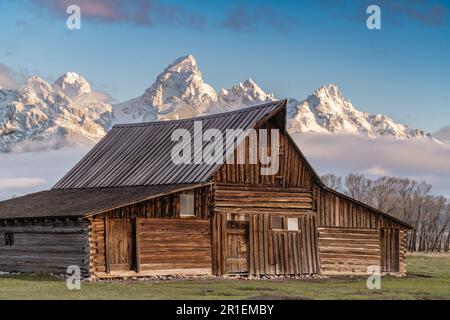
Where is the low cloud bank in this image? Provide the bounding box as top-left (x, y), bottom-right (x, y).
top-left (0, 134), bottom-right (449, 200)
top-left (0, 147), bottom-right (89, 200)
top-left (292, 133), bottom-right (450, 197)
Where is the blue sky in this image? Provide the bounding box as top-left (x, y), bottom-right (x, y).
top-left (0, 0), bottom-right (449, 132)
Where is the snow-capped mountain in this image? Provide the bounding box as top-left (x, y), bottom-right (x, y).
top-left (0, 73), bottom-right (112, 152)
top-left (287, 84), bottom-right (429, 139)
top-left (434, 125), bottom-right (450, 144)
top-left (113, 55), bottom-right (277, 122)
top-left (0, 54), bottom-right (435, 152)
top-left (113, 55), bottom-right (218, 122)
top-left (114, 55), bottom-right (430, 140)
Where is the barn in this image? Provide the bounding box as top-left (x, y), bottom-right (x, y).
top-left (0, 100), bottom-right (412, 278)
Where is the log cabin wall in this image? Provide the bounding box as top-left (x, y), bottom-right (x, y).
top-left (0, 219), bottom-right (89, 276)
top-left (315, 187), bottom-right (409, 276)
top-left (214, 184), bottom-right (314, 213)
top-left (138, 218), bottom-right (211, 274)
top-left (317, 227), bottom-right (381, 275)
top-left (88, 185), bottom-right (213, 277)
top-left (212, 184), bottom-right (320, 276)
top-left (381, 228), bottom-right (407, 275)
top-left (399, 230), bottom-right (407, 275)
top-left (316, 188), bottom-right (407, 229)
top-left (212, 211), bottom-right (319, 276)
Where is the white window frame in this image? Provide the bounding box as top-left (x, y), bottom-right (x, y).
top-left (287, 218), bottom-right (299, 231)
top-left (180, 193), bottom-right (195, 217)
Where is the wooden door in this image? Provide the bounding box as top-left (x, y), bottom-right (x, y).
top-left (381, 228), bottom-right (400, 273)
top-left (107, 219), bottom-right (134, 272)
top-left (226, 221), bottom-right (249, 274)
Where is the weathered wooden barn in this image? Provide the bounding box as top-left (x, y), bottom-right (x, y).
top-left (0, 100), bottom-right (412, 278)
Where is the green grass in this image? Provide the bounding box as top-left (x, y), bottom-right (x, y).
top-left (1, 254), bottom-right (449, 300)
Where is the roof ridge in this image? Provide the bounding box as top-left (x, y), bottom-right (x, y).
top-left (113, 100), bottom-right (287, 128)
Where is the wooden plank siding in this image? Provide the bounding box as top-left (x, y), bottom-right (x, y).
top-left (90, 185), bottom-right (212, 221)
top-left (315, 187), bottom-right (410, 276)
top-left (316, 187), bottom-right (409, 229)
top-left (138, 219), bottom-right (211, 273)
top-left (215, 184), bottom-right (314, 214)
top-left (0, 219), bottom-right (90, 275)
top-left (212, 211), bottom-right (319, 276)
top-left (381, 228), bottom-right (401, 274)
top-left (88, 185), bottom-right (213, 277)
top-left (317, 227), bottom-right (381, 275)
top-left (399, 229), bottom-right (407, 276)
top-left (214, 118), bottom-right (315, 188)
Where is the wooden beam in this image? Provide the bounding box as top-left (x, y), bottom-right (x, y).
top-left (135, 218), bottom-right (141, 273)
top-left (104, 215), bottom-right (110, 274)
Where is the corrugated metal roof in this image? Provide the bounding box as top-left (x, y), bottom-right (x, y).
top-left (53, 100), bottom-right (286, 189)
top-left (0, 184), bottom-right (206, 219)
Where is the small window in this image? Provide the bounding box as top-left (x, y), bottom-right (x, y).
top-left (271, 217), bottom-right (283, 230)
top-left (287, 218), bottom-right (299, 231)
top-left (4, 232), bottom-right (14, 246)
top-left (180, 193), bottom-right (195, 217)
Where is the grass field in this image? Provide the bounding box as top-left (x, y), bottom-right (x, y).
top-left (0, 254), bottom-right (449, 300)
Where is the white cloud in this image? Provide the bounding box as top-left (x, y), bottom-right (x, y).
top-left (363, 166), bottom-right (392, 176)
top-left (0, 178), bottom-right (46, 189)
top-left (292, 133), bottom-right (450, 197)
top-left (0, 147), bottom-right (89, 200)
top-left (0, 134), bottom-right (449, 201)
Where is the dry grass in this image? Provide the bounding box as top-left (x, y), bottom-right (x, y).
top-left (0, 254), bottom-right (449, 300)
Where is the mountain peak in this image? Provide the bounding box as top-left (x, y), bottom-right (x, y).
top-left (241, 78), bottom-right (259, 88)
top-left (53, 72), bottom-right (91, 99)
top-left (20, 76), bottom-right (53, 100)
top-left (25, 75), bottom-right (50, 86)
top-left (116, 54), bottom-right (217, 121)
top-left (165, 54), bottom-right (198, 74)
top-left (315, 84), bottom-right (344, 100)
top-left (174, 54), bottom-right (196, 64)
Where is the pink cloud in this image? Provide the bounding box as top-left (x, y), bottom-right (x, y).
top-left (32, 0), bottom-right (204, 28)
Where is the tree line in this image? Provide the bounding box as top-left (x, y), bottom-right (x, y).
top-left (321, 173), bottom-right (450, 252)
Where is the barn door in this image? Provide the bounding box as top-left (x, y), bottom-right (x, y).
top-left (107, 219), bottom-right (134, 272)
top-left (226, 221), bottom-right (249, 274)
top-left (381, 228), bottom-right (400, 273)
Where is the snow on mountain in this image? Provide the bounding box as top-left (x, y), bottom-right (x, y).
top-left (114, 55), bottom-right (430, 141)
top-left (114, 55), bottom-right (218, 122)
top-left (288, 84), bottom-right (430, 139)
top-left (434, 125), bottom-right (450, 144)
top-left (53, 72), bottom-right (92, 99)
top-left (0, 55), bottom-right (436, 153)
top-left (213, 78), bottom-right (276, 112)
top-left (0, 73), bottom-right (112, 152)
